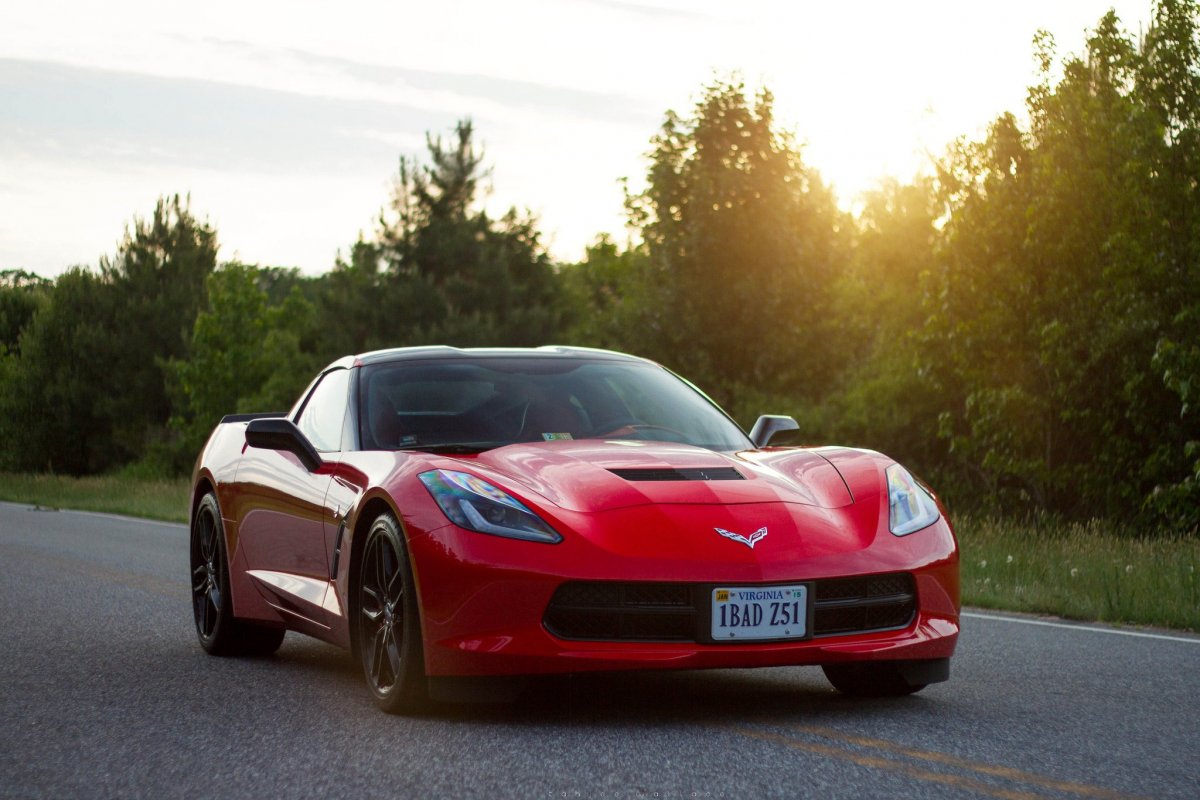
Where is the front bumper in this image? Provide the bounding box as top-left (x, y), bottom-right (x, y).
top-left (406, 499), bottom-right (960, 677)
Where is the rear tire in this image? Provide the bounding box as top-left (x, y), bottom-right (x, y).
top-left (191, 492), bottom-right (285, 657)
top-left (356, 512), bottom-right (427, 713)
top-left (822, 661), bottom-right (932, 697)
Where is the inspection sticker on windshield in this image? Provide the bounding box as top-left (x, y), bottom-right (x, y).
top-left (712, 584), bottom-right (808, 640)
top-left (541, 432), bottom-right (573, 441)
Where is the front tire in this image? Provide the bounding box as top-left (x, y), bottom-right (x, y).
top-left (190, 492), bottom-right (285, 656)
top-left (822, 659), bottom-right (947, 697)
top-left (357, 513), bottom-right (427, 713)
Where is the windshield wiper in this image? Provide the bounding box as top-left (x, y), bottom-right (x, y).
top-left (397, 443), bottom-right (496, 454)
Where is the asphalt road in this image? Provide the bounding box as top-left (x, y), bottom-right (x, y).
top-left (2, 501), bottom-right (1198, 800)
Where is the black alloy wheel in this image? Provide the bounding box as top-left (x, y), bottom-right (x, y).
top-left (357, 513), bottom-right (426, 712)
top-left (190, 492), bottom-right (285, 656)
top-left (191, 501), bottom-right (223, 640)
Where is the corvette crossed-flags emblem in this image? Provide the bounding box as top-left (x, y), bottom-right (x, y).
top-left (714, 526), bottom-right (768, 549)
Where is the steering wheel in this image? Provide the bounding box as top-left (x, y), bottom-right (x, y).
top-left (593, 419), bottom-right (690, 443)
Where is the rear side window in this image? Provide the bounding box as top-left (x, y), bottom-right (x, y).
top-left (296, 369), bottom-right (351, 452)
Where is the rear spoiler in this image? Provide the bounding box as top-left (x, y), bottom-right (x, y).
top-left (219, 412), bottom-right (288, 424)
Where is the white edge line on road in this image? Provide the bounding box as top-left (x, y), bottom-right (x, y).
top-left (1, 501), bottom-right (186, 530)
top-left (71, 509), bottom-right (186, 530)
top-left (963, 610), bottom-right (1200, 644)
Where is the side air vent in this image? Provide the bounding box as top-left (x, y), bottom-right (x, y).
top-left (608, 467), bottom-right (744, 482)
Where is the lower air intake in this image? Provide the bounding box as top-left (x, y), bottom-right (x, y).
top-left (543, 573), bottom-right (917, 643)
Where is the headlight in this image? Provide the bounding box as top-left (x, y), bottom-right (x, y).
top-left (418, 469), bottom-right (562, 544)
top-left (886, 464), bottom-right (940, 535)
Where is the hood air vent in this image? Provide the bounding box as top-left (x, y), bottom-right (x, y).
top-left (609, 467), bottom-right (744, 482)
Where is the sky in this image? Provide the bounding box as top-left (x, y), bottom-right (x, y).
top-left (1, 0), bottom-right (1156, 278)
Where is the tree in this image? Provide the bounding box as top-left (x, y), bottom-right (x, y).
top-left (0, 197), bottom-right (217, 473)
top-left (620, 79), bottom-right (845, 417)
top-left (817, 177), bottom-right (947, 474)
top-left (0, 268), bottom-right (118, 472)
top-left (313, 237), bottom-right (400, 358)
top-left (0, 270), bottom-right (49, 356)
top-left (921, 3), bottom-right (1200, 518)
top-left (166, 264), bottom-right (318, 468)
top-left (316, 120), bottom-right (565, 351)
top-left (559, 234), bottom-right (649, 349)
top-left (1152, 311), bottom-right (1200, 529)
top-left (1143, 0), bottom-right (1200, 528)
top-left (99, 195), bottom-right (218, 460)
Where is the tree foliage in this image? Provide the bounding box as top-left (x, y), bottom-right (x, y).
top-left (0, 270), bottom-right (49, 356)
top-left (561, 81), bottom-right (846, 424)
top-left (918, 2), bottom-right (1200, 518)
top-left (560, 234), bottom-right (649, 348)
top-left (813, 177), bottom-right (946, 472)
top-left (610, 80), bottom-right (843, 416)
top-left (315, 120), bottom-right (564, 355)
top-left (165, 264), bottom-right (318, 468)
top-left (0, 268), bottom-right (116, 472)
top-left (102, 195), bottom-right (218, 459)
top-left (0, 197), bottom-right (216, 472)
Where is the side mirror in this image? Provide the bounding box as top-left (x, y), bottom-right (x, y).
top-left (749, 415), bottom-right (799, 448)
top-left (245, 418), bottom-right (322, 472)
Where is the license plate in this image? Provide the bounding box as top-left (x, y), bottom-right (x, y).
top-left (711, 584), bottom-right (808, 640)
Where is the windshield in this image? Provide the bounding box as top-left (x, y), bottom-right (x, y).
top-left (358, 357), bottom-right (751, 452)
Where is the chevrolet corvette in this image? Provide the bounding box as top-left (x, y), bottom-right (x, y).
top-left (189, 346), bottom-right (959, 712)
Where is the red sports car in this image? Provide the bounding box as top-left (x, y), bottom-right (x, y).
top-left (190, 346), bottom-right (959, 712)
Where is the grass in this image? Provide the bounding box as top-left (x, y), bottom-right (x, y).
top-left (0, 472), bottom-right (190, 523)
top-left (958, 514), bottom-right (1200, 632)
top-left (1, 472), bottom-right (1196, 631)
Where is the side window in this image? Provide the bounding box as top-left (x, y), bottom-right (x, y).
top-left (296, 369), bottom-right (351, 452)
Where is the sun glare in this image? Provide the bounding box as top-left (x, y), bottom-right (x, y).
top-left (739, 0), bottom-right (1152, 207)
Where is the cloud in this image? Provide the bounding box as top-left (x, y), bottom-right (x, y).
top-left (0, 55), bottom-right (645, 274)
top-left (187, 37), bottom-right (656, 125)
top-left (579, 0), bottom-right (717, 23)
top-left (0, 58), bottom-right (456, 174)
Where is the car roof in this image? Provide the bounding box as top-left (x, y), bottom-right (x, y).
top-left (340, 345), bottom-right (655, 370)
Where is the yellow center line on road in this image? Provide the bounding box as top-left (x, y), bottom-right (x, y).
top-left (729, 726), bottom-right (1045, 800)
top-left (788, 724), bottom-right (1147, 800)
top-left (730, 724), bottom-right (1149, 800)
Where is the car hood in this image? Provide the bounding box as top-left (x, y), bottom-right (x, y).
top-left (467, 440), bottom-right (856, 513)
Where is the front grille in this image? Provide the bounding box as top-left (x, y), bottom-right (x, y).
top-left (545, 582), bottom-right (694, 641)
top-left (608, 467), bottom-right (744, 481)
top-left (811, 573), bottom-right (917, 635)
top-left (543, 573), bottom-right (917, 642)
